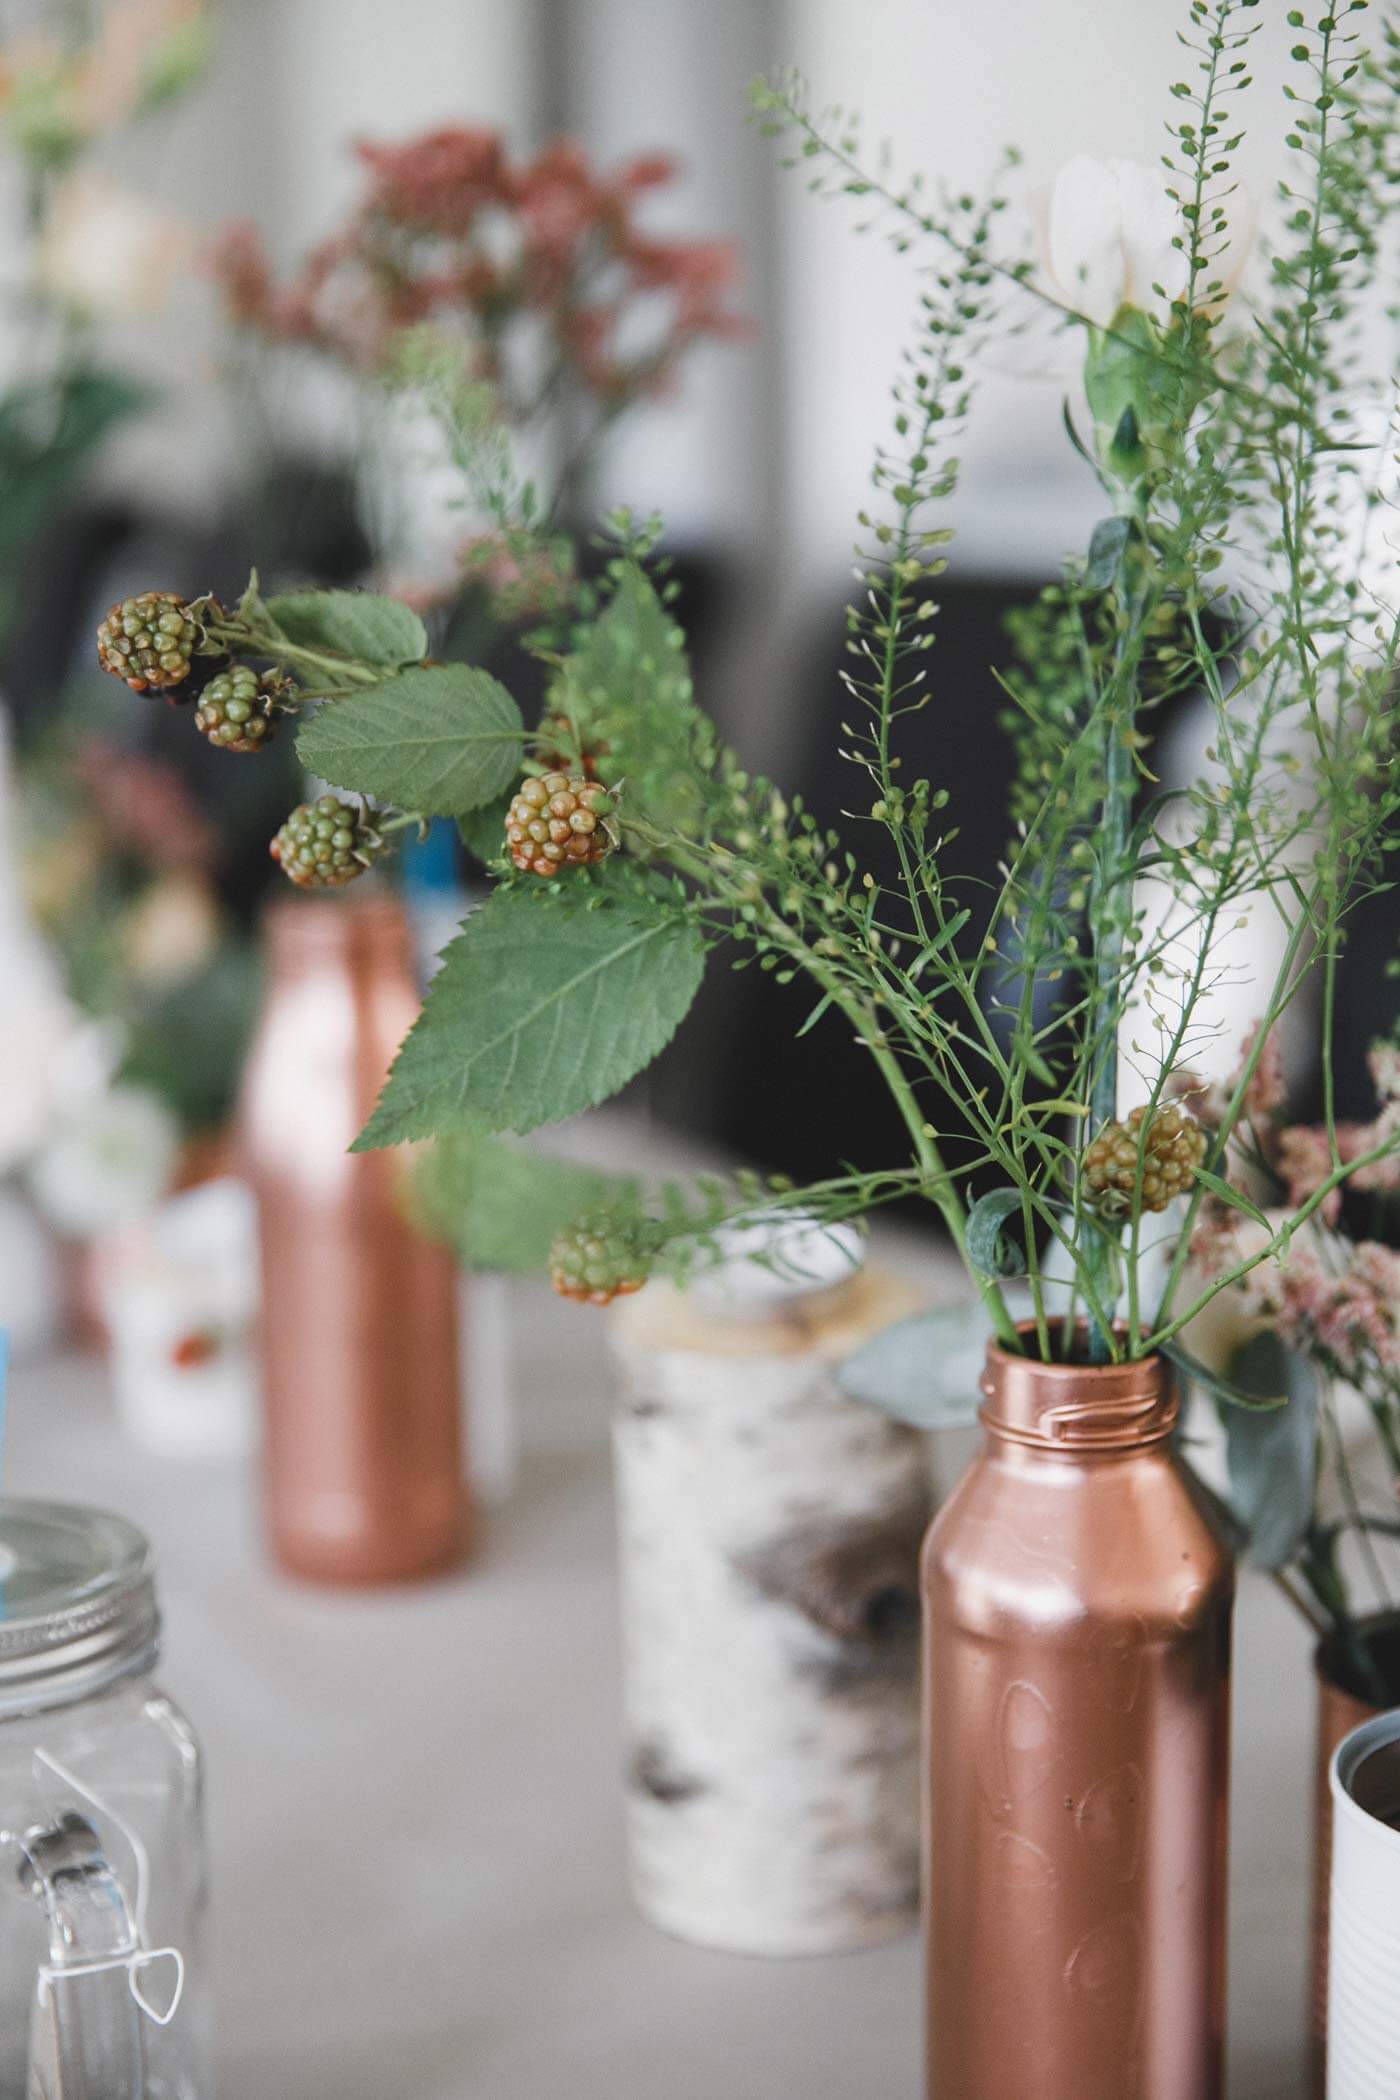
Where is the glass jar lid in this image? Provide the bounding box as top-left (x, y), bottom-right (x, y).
top-left (0, 1500), bottom-right (159, 1716)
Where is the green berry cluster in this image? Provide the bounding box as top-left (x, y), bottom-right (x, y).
top-left (96, 592), bottom-right (216, 696)
top-left (194, 665), bottom-right (292, 752)
top-left (1081, 1104), bottom-right (1207, 1216)
top-left (506, 772), bottom-right (616, 877)
top-left (549, 1212), bottom-right (659, 1306)
top-left (269, 796), bottom-right (383, 889)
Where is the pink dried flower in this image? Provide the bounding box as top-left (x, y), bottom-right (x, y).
top-left (1275, 1124), bottom-right (1343, 1225)
top-left (1238, 1021), bottom-right (1287, 1123)
top-left (355, 125), bottom-right (507, 235)
top-left (210, 122), bottom-right (743, 416)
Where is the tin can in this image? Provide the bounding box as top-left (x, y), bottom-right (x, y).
top-left (922, 1329), bottom-right (1234, 2099)
top-left (239, 891), bottom-right (469, 1584)
top-left (1328, 1707), bottom-right (1400, 2098)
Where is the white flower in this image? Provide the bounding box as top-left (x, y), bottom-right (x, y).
top-left (1041, 157), bottom-right (1190, 329)
top-left (36, 171), bottom-right (189, 321)
top-left (1038, 156), bottom-right (1252, 331)
top-left (28, 1082), bottom-right (179, 1238)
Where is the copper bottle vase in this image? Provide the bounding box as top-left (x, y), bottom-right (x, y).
top-left (922, 1334), bottom-right (1234, 2100)
top-left (240, 892), bottom-right (469, 1584)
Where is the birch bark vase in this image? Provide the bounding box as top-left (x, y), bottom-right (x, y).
top-left (608, 1230), bottom-right (929, 1956)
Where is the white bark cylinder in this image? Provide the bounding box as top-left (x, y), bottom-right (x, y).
top-left (608, 1236), bottom-right (930, 1956)
top-left (1329, 1710), bottom-right (1400, 2098)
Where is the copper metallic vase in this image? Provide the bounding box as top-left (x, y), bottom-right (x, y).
top-left (240, 891), bottom-right (469, 1584)
top-left (922, 1332), bottom-right (1233, 2100)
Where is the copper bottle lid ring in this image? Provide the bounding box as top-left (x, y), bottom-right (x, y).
top-left (978, 1325), bottom-right (1178, 1450)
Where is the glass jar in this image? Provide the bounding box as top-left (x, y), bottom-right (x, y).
top-left (0, 1500), bottom-right (208, 2100)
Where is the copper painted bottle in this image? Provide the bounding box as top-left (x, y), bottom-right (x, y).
top-left (240, 890), bottom-right (469, 1583)
top-left (922, 1330), bottom-right (1233, 2100)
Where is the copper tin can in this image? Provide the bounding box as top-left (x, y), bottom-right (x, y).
top-left (240, 891), bottom-right (469, 1584)
top-left (922, 1330), bottom-right (1233, 2100)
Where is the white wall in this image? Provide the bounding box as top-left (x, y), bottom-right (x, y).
top-left (0, 0), bottom-right (1321, 583)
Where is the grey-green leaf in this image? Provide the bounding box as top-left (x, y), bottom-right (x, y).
top-left (265, 589), bottom-right (428, 668)
top-left (1192, 1167), bottom-right (1272, 1230)
top-left (1160, 1336), bottom-right (1288, 1413)
top-left (1085, 514), bottom-right (1133, 590)
top-left (356, 889), bottom-right (706, 1146)
top-left (297, 665), bottom-right (525, 816)
top-left (1218, 1331), bottom-right (1319, 1568)
top-left (966, 1187), bottom-right (1030, 1279)
top-left (837, 1297), bottom-right (993, 1429)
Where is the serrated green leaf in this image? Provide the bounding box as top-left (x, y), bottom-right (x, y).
top-left (837, 1298), bottom-right (991, 1428)
top-left (563, 565), bottom-right (705, 832)
top-left (297, 665), bottom-right (525, 816)
top-left (1218, 1332), bottom-right (1318, 1568)
top-left (411, 1127), bottom-right (635, 1272)
top-left (966, 1187), bottom-right (1030, 1279)
top-left (265, 588), bottom-right (428, 668)
top-left (457, 793), bottom-right (512, 865)
top-left (356, 889), bottom-right (706, 1146)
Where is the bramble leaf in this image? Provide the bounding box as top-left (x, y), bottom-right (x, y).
top-left (356, 888), bottom-right (706, 1146)
top-left (265, 589), bottom-right (428, 668)
top-left (411, 1127), bottom-right (636, 1272)
top-left (297, 665), bottom-right (525, 816)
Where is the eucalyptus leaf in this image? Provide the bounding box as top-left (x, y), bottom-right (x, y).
top-left (1218, 1332), bottom-right (1319, 1569)
top-left (265, 588), bottom-right (428, 668)
top-left (297, 665), bottom-right (525, 816)
top-left (837, 1298), bottom-right (993, 1428)
top-left (356, 888), bottom-right (706, 1147)
top-left (966, 1187), bottom-right (1030, 1279)
top-left (1085, 515), bottom-right (1133, 591)
top-left (1160, 1336), bottom-right (1288, 1413)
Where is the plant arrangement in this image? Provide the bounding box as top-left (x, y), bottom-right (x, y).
top-left (1184, 1026), bottom-right (1400, 1699)
top-left (16, 727), bottom-right (259, 1225)
top-left (101, 0), bottom-right (1400, 1395)
top-left (0, 0), bottom-right (210, 644)
top-left (209, 123), bottom-right (742, 604)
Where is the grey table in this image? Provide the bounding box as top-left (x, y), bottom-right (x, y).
top-left (9, 1280), bottom-right (1313, 2099)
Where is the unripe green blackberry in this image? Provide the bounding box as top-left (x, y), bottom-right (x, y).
top-left (269, 796), bottom-right (383, 889)
top-left (506, 771), bottom-right (617, 877)
top-left (96, 592), bottom-right (219, 695)
top-left (193, 665), bottom-right (292, 752)
top-left (549, 1211), bottom-right (659, 1307)
top-left (1081, 1103), bottom-right (1207, 1216)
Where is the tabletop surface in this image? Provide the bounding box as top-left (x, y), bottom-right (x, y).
top-left (9, 1275), bottom-right (1314, 2100)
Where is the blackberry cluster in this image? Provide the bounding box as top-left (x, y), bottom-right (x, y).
top-left (549, 1213), bottom-right (659, 1306)
top-left (269, 797), bottom-right (382, 889)
top-left (193, 666), bottom-right (293, 752)
top-left (506, 772), bottom-right (616, 877)
top-left (96, 592), bottom-right (220, 697)
top-left (1082, 1104), bottom-right (1207, 1216)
